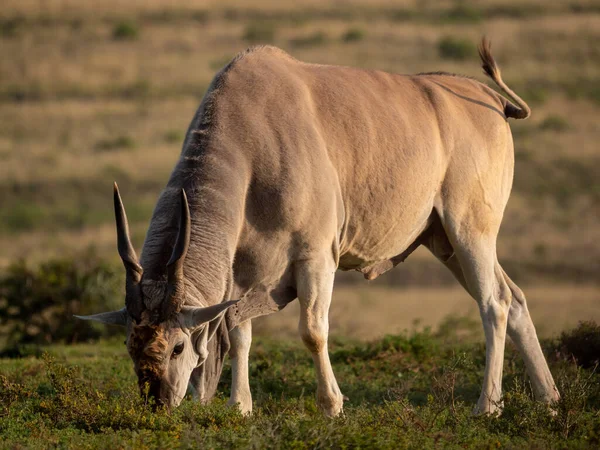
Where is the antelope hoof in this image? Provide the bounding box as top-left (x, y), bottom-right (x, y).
top-left (227, 397), bottom-right (253, 416)
top-left (317, 389), bottom-right (344, 417)
top-left (473, 397), bottom-right (503, 416)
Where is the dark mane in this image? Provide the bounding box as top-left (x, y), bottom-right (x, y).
top-left (416, 71), bottom-right (475, 80)
top-left (185, 46), bottom-right (277, 156)
top-left (140, 48), bottom-right (264, 280)
top-left (140, 47), bottom-right (278, 300)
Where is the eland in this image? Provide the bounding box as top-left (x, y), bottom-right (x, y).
top-left (77, 38), bottom-right (559, 416)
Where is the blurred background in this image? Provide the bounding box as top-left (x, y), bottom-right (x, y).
top-left (0, 0), bottom-right (598, 352)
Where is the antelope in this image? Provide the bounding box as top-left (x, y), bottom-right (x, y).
top-left (77, 38), bottom-right (559, 416)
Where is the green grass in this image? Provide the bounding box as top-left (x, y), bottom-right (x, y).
top-left (0, 179), bottom-right (159, 234)
top-left (94, 135), bottom-right (137, 152)
top-left (163, 129), bottom-right (185, 144)
top-left (243, 22), bottom-right (276, 44)
top-left (539, 115), bottom-right (571, 132)
top-left (290, 31), bottom-right (328, 48)
top-left (112, 20), bottom-right (140, 41)
top-left (437, 36), bottom-right (476, 61)
top-left (1, 323), bottom-right (599, 449)
top-left (341, 27), bottom-right (365, 43)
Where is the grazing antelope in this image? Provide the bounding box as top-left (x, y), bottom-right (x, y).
top-left (78, 38), bottom-right (559, 416)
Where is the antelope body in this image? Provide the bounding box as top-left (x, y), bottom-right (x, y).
top-left (79, 39), bottom-right (559, 416)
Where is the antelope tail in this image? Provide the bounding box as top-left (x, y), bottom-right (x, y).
top-left (478, 37), bottom-right (531, 120)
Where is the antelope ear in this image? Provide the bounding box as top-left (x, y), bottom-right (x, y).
top-left (191, 303), bottom-right (236, 367)
top-left (179, 300), bottom-right (239, 330)
top-left (74, 308), bottom-right (128, 327)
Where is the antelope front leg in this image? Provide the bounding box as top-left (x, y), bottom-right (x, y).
top-left (296, 256), bottom-right (344, 417)
top-left (227, 319), bottom-right (253, 414)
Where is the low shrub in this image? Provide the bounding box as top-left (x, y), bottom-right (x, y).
top-left (341, 27), bottom-right (365, 43)
top-left (555, 321), bottom-right (600, 368)
top-left (0, 257), bottom-right (124, 355)
top-left (445, 5), bottom-right (483, 23)
top-left (0, 16), bottom-right (26, 37)
top-left (437, 36), bottom-right (475, 60)
top-left (539, 115), bottom-right (570, 132)
top-left (95, 135), bottom-right (137, 152)
top-left (243, 22), bottom-right (276, 43)
top-left (112, 20), bottom-right (139, 41)
top-left (290, 31), bottom-right (328, 48)
top-left (163, 130), bottom-right (185, 144)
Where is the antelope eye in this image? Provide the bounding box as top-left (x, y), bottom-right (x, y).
top-left (172, 342), bottom-right (184, 358)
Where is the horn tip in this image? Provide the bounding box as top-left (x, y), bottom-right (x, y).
top-left (113, 182), bottom-right (121, 200)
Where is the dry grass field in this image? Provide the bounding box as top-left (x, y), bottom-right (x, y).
top-left (0, 0), bottom-right (599, 329)
top-left (255, 283), bottom-right (600, 340)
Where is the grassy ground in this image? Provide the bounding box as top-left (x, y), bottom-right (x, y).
top-left (1, 324), bottom-right (599, 449)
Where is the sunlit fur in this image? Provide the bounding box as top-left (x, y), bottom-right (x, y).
top-left (89, 38), bottom-right (559, 416)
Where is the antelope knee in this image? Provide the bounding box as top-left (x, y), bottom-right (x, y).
top-left (300, 320), bottom-right (327, 353)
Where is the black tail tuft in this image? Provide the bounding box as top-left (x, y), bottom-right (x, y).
top-left (477, 37), bottom-right (531, 120)
top-left (478, 37), bottom-right (499, 81)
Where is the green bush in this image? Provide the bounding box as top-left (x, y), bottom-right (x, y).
top-left (0, 257), bottom-right (124, 354)
top-left (95, 135), bottom-right (137, 152)
top-left (163, 130), bottom-right (185, 144)
top-left (341, 27), bottom-right (365, 43)
top-left (0, 16), bottom-right (26, 37)
top-left (521, 85), bottom-right (549, 105)
top-left (539, 115), bottom-right (570, 132)
top-left (290, 31), bottom-right (328, 48)
top-left (112, 20), bottom-right (139, 41)
top-left (556, 321), bottom-right (600, 368)
top-left (445, 5), bottom-right (483, 23)
top-left (0, 202), bottom-right (45, 232)
top-left (243, 22), bottom-right (276, 43)
top-left (437, 36), bottom-right (475, 60)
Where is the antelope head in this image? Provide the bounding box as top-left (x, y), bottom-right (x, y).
top-left (76, 183), bottom-right (237, 409)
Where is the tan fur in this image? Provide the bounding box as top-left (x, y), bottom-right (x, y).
top-left (478, 37), bottom-right (531, 119)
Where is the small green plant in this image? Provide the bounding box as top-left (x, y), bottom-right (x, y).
top-left (485, 4), bottom-right (545, 19)
top-left (0, 375), bottom-right (32, 416)
top-left (0, 16), bottom-right (26, 37)
top-left (437, 36), bottom-right (475, 60)
top-left (533, 242), bottom-right (548, 258)
top-left (521, 85), bottom-right (548, 105)
top-left (539, 115), bottom-right (570, 132)
top-left (290, 31), bottom-right (328, 48)
top-left (163, 130), bottom-right (185, 144)
top-left (556, 321), bottom-right (600, 368)
top-left (445, 4), bottom-right (483, 23)
top-left (243, 22), bottom-right (276, 43)
top-left (95, 135), bottom-right (137, 152)
top-left (112, 20), bottom-right (139, 41)
top-left (341, 27), bottom-right (365, 43)
top-left (120, 78), bottom-right (151, 99)
top-left (0, 202), bottom-right (45, 232)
